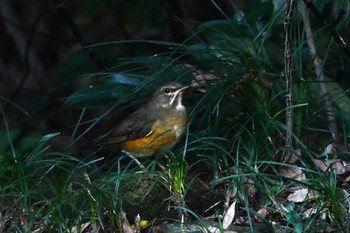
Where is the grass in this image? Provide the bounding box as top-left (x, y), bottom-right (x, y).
top-left (1, 0), bottom-right (350, 232)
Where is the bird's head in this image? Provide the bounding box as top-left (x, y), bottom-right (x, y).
top-left (151, 82), bottom-right (190, 109)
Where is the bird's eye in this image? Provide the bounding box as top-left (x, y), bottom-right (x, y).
top-left (164, 88), bottom-right (171, 94)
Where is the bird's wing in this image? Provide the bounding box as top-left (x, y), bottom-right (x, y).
top-left (110, 105), bottom-right (157, 143)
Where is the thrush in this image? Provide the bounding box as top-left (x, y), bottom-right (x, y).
top-left (110, 82), bottom-right (190, 156)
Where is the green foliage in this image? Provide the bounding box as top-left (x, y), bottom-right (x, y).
top-left (65, 83), bottom-right (134, 108)
top-left (2, 0), bottom-right (350, 232)
top-left (53, 51), bottom-right (95, 90)
top-left (285, 203), bottom-right (303, 233)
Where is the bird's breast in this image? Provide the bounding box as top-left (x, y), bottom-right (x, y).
top-left (121, 109), bottom-right (187, 156)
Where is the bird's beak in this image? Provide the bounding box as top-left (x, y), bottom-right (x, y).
top-left (173, 85), bottom-right (191, 97)
top-left (177, 84), bottom-right (191, 93)
top-left (170, 84), bottom-right (191, 106)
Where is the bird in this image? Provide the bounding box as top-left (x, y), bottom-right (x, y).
top-left (109, 82), bottom-right (190, 157)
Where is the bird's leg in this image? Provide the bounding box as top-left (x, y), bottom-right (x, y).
top-left (126, 153), bottom-right (146, 170)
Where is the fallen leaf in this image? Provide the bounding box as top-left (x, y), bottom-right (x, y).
top-left (324, 143), bottom-right (336, 155)
top-left (303, 207), bottom-right (317, 218)
top-left (255, 205), bottom-right (268, 221)
top-left (287, 188), bottom-right (308, 203)
top-left (223, 200), bottom-right (237, 230)
top-left (313, 159), bottom-right (347, 174)
top-left (279, 166), bottom-right (305, 181)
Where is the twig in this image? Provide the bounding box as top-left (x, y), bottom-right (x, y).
top-left (283, 0), bottom-right (296, 162)
top-left (298, 1), bottom-right (339, 140)
top-left (303, 0), bottom-right (350, 57)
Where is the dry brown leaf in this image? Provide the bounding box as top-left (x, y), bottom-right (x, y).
top-left (333, 161), bottom-right (346, 174)
top-left (244, 178), bottom-right (258, 200)
top-left (279, 166), bottom-right (305, 181)
top-left (184, 64), bottom-right (220, 92)
top-left (313, 159), bottom-right (348, 175)
top-left (282, 149), bottom-right (301, 163)
top-left (287, 188), bottom-right (308, 203)
top-left (313, 159), bottom-right (328, 172)
top-left (255, 205), bottom-right (268, 221)
top-left (303, 207), bottom-right (317, 218)
top-left (223, 200), bottom-right (237, 230)
top-left (324, 143), bottom-right (336, 155)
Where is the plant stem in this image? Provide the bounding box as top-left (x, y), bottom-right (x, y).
top-left (283, 0), bottom-right (296, 161)
top-left (298, 1), bottom-right (339, 140)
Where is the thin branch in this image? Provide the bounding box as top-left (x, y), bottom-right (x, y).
top-left (283, 0), bottom-right (296, 162)
top-left (303, 0), bottom-right (350, 57)
top-left (299, 1), bottom-right (339, 140)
